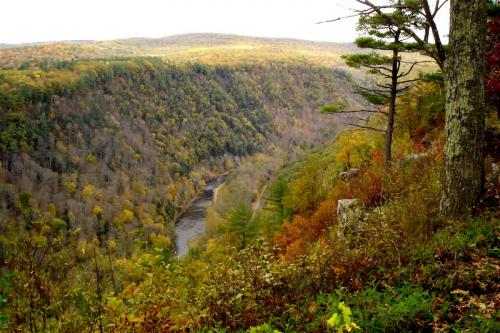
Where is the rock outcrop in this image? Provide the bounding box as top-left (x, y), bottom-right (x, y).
top-left (339, 168), bottom-right (360, 182)
top-left (337, 198), bottom-right (364, 233)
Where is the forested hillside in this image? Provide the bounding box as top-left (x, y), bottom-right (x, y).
top-left (0, 55), bottom-right (366, 249)
top-left (0, 2), bottom-right (499, 331)
top-left (0, 44), bottom-right (376, 330)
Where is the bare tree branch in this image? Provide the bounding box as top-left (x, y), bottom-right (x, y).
top-left (397, 78), bottom-right (420, 85)
top-left (346, 122), bottom-right (387, 133)
top-left (399, 60), bottom-right (435, 65)
top-left (421, 0), bottom-right (446, 66)
top-left (315, 12), bottom-right (362, 24)
top-left (433, 0), bottom-right (449, 18)
top-left (376, 82), bottom-right (393, 89)
top-left (398, 61), bottom-right (419, 78)
top-left (323, 108), bottom-right (388, 116)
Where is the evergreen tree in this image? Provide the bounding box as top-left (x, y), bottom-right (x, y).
top-left (225, 201), bottom-right (256, 249)
top-left (323, 0), bottom-right (488, 217)
top-left (322, 1), bottom-right (425, 168)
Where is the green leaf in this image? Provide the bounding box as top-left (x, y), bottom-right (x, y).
top-left (342, 53), bottom-right (392, 68)
top-left (320, 104), bottom-right (347, 113)
top-left (360, 92), bottom-right (389, 105)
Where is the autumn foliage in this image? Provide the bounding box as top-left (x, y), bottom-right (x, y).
top-left (486, 16), bottom-right (500, 94)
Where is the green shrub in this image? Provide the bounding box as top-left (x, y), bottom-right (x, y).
top-left (350, 284), bottom-right (434, 332)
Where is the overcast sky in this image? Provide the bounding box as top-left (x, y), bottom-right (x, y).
top-left (0, 0), bottom-right (450, 44)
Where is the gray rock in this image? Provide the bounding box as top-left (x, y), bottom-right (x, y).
top-left (337, 198), bottom-right (364, 231)
top-left (339, 168), bottom-right (360, 182)
top-left (401, 152), bottom-right (430, 163)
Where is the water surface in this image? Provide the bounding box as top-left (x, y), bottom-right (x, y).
top-left (175, 175), bottom-right (224, 256)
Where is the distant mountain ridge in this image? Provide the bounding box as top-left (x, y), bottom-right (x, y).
top-left (0, 33), bottom-right (360, 68)
top-left (1, 33), bottom-right (355, 49)
top-left (117, 33), bottom-right (355, 47)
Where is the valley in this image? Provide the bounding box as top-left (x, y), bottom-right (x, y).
top-left (0, 52), bottom-right (367, 257)
top-left (0, 34), bottom-right (373, 331)
top-left (0, 4), bottom-right (498, 329)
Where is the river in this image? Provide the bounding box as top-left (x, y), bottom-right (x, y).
top-left (174, 175), bottom-right (225, 256)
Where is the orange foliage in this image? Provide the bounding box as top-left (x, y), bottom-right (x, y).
top-left (311, 199), bottom-right (337, 228)
top-left (414, 142), bottom-right (426, 152)
top-left (350, 168), bottom-right (383, 206)
top-left (274, 196), bottom-right (343, 259)
top-left (274, 155), bottom-right (384, 259)
top-left (330, 167), bottom-right (383, 207)
top-left (274, 214), bottom-right (328, 260)
top-left (370, 149), bottom-right (384, 167)
top-left (413, 124), bottom-right (428, 144)
top-left (432, 135), bottom-right (445, 163)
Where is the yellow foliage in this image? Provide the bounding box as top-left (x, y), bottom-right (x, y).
top-left (65, 181), bottom-right (77, 194)
top-left (55, 141), bottom-right (68, 153)
top-left (71, 155), bottom-right (80, 165)
top-left (166, 184), bottom-right (179, 201)
top-left (67, 211), bottom-right (76, 224)
top-left (132, 181), bottom-right (145, 195)
top-left (81, 183), bottom-right (96, 199)
top-left (150, 233), bottom-right (172, 249)
top-left (40, 225), bottom-right (51, 235)
top-left (76, 240), bottom-right (88, 260)
top-left (205, 206), bottom-right (223, 234)
top-left (156, 215), bottom-right (166, 225)
top-left (47, 203), bottom-right (57, 217)
top-left (122, 209), bottom-right (134, 222)
top-left (206, 238), bottom-right (217, 251)
top-left (92, 205), bottom-right (103, 218)
top-left (86, 153), bottom-right (96, 164)
top-left (114, 209), bottom-right (135, 227)
top-left (33, 235), bottom-right (48, 247)
top-left (108, 239), bottom-right (117, 251)
top-left (123, 199), bottom-right (134, 210)
top-left (334, 130), bottom-right (375, 169)
top-left (106, 296), bottom-right (124, 313)
top-left (393, 132), bottom-right (415, 159)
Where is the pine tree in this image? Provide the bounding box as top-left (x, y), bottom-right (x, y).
top-left (322, 1), bottom-right (425, 168)
top-left (225, 201), bottom-right (256, 249)
top-left (323, 0), bottom-right (488, 217)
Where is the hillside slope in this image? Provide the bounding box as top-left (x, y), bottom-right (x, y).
top-left (0, 56), bottom-right (366, 254)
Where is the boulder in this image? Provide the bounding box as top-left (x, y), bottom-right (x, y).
top-left (401, 152), bottom-right (430, 163)
top-left (337, 198), bottom-right (364, 232)
top-left (339, 168), bottom-right (360, 182)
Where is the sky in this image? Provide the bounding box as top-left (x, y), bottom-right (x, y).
top-left (0, 0), bottom-right (450, 44)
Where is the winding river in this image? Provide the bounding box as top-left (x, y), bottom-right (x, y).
top-left (175, 175), bottom-right (225, 256)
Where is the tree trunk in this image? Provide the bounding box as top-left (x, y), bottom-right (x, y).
top-left (422, 0), bottom-right (447, 70)
top-left (384, 31), bottom-right (400, 169)
top-left (440, 0), bottom-right (487, 217)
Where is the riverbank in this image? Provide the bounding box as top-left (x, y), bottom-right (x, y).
top-left (174, 174), bottom-right (226, 256)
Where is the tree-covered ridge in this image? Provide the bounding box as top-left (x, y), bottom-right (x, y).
top-left (0, 57), bottom-right (364, 260)
top-left (0, 34), bottom-right (362, 69)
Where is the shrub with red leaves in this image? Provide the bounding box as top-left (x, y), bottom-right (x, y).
top-left (486, 17), bottom-right (500, 94)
